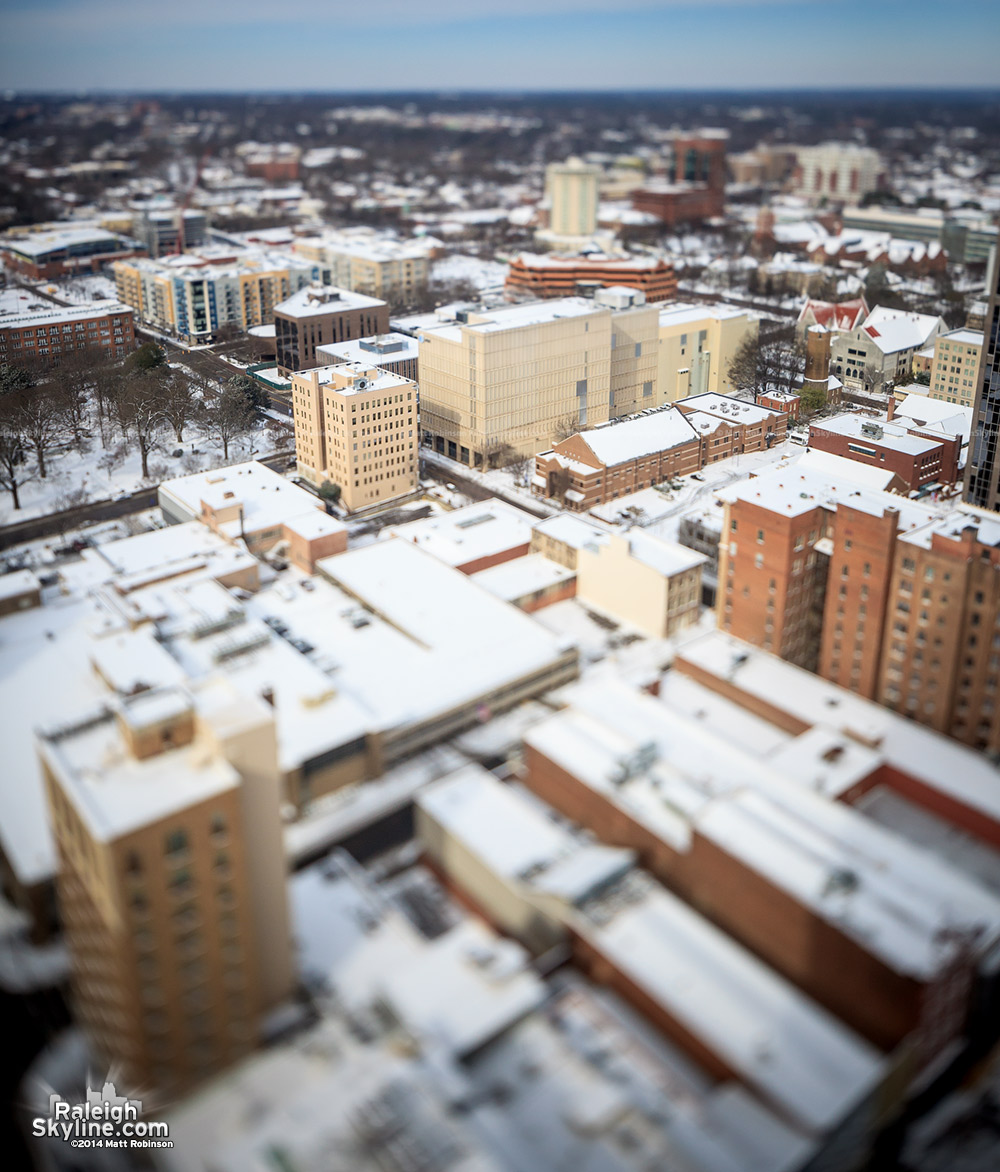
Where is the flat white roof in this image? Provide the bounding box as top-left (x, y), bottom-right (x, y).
top-left (298, 360), bottom-right (412, 394)
top-left (531, 513), bottom-right (608, 550)
top-left (472, 553), bottom-right (574, 602)
top-left (526, 677), bottom-right (1000, 980)
top-left (159, 461), bottom-right (332, 537)
top-left (315, 331), bottom-right (418, 368)
top-left (578, 880), bottom-right (884, 1134)
top-left (658, 301), bottom-right (749, 327)
top-left (384, 499), bottom-right (534, 568)
top-left (810, 414), bottom-right (939, 457)
top-left (419, 764), bottom-right (632, 904)
top-left (0, 301), bottom-right (133, 330)
top-left (575, 406), bottom-right (698, 466)
top-left (677, 631), bottom-right (1000, 833)
top-left (678, 393), bottom-right (780, 427)
top-left (0, 568), bottom-right (40, 601)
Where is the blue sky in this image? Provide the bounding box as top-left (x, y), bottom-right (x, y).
top-left (1, 0), bottom-right (998, 92)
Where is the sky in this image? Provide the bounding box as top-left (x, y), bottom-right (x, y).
top-left (0, 0), bottom-right (998, 93)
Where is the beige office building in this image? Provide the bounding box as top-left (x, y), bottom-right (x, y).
top-left (292, 361), bottom-right (419, 512)
top-left (929, 327), bottom-right (983, 407)
top-left (418, 291), bottom-right (658, 465)
top-left (546, 157), bottom-right (601, 239)
top-left (657, 303), bottom-right (759, 402)
top-left (39, 675), bottom-right (293, 1096)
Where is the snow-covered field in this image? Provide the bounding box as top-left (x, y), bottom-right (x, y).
top-left (430, 253), bottom-right (508, 290)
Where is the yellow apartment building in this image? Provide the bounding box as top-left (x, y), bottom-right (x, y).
top-left (417, 291), bottom-right (659, 465)
top-left (38, 674), bottom-right (293, 1096)
top-left (657, 303), bottom-right (759, 402)
top-left (546, 157), bottom-right (601, 239)
top-left (291, 361), bottom-right (419, 512)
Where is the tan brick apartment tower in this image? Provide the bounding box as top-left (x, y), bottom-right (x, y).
top-left (292, 360), bottom-right (419, 512)
top-left (38, 677), bottom-right (293, 1096)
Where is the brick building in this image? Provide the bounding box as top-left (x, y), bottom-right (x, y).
top-left (534, 394), bottom-right (787, 511)
top-left (717, 449), bottom-right (1000, 754)
top-left (631, 133), bottom-right (727, 227)
top-left (0, 301), bottom-right (136, 364)
top-left (807, 414), bottom-right (960, 493)
top-left (521, 678), bottom-right (1000, 1063)
top-left (534, 407), bottom-right (701, 510)
top-left (505, 252), bottom-right (677, 303)
top-left (274, 285), bottom-right (390, 375)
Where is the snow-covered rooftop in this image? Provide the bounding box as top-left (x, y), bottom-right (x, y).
top-left (572, 406), bottom-right (699, 466)
top-left (158, 460), bottom-right (335, 538)
top-left (860, 306), bottom-right (943, 355)
top-left (0, 300), bottom-right (133, 329)
top-left (273, 283), bottom-right (387, 318)
top-left (810, 414), bottom-right (940, 457)
top-left (383, 499), bottom-right (534, 569)
top-left (576, 876), bottom-right (884, 1135)
top-left (526, 677), bottom-right (1000, 980)
top-left (315, 331), bottom-right (418, 368)
top-left (531, 513), bottom-right (608, 550)
top-left (658, 301), bottom-right (749, 327)
top-left (471, 553), bottom-right (574, 603)
top-left (677, 393), bottom-right (782, 427)
top-left (676, 631), bottom-right (1000, 835)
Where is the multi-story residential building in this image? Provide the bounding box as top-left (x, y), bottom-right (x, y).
top-left (830, 305), bottom-right (944, 394)
top-left (0, 223), bottom-right (144, 279)
top-left (505, 252), bottom-right (677, 303)
top-left (964, 231), bottom-right (1000, 511)
top-left (657, 302), bottom-right (758, 401)
top-left (792, 143), bottom-right (884, 201)
top-left (291, 361), bottom-right (418, 512)
top-left (0, 301), bottom-right (135, 364)
top-left (38, 673), bottom-right (294, 1095)
top-left (716, 448), bottom-right (1000, 754)
top-left (545, 157), bottom-right (601, 238)
top-left (291, 229), bottom-right (431, 302)
top-left (273, 286), bottom-right (390, 375)
top-left (807, 413), bottom-right (961, 493)
top-left (418, 290), bottom-right (658, 464)
top-left (114, 249), bottom-right (323, 341)
top-left (315, 332), bottom-right (418, 383)
top-left (930, 327), bottom-right (984, 407)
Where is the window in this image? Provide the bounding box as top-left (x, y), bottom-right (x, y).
top-left (165, 828), bottom-right (189, 857)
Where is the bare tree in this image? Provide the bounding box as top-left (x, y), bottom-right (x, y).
top-left (12, 382), bottom-right (66, 480)
top-left (56, 345), bottom-right (108, 446)
top-left (863, 362), bottom-right (890, 397)
top-left (160, 374), bottom-right (197, 443)
top-left (552, 414), bottom-right (583, 442)
top-left (200, 383), bottom-right (255, 463)
top-left (727, 329), bottom-right (804, 402)
top-left (0, 409), bottom-right (32, 511)
top-left (116, 373), bottom-right (164, 480)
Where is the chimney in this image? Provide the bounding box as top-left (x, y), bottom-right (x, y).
top-left (886, 395), bottom-right (896, 422)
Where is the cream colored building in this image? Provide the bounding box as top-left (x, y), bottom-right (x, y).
top-left (657, 302), bottom-right (759, 403)
top-left (418, 291), bottom-right (659, 465)
top-left (292, 361), bottom-right (419, 512)
top-left (291, 229), bottom-right (431, 301)
top-left (546, 157), bottom-right (601, 239)
top-left (576, 530), bottom-right (705, 637)
top-left (929, 327), bottom-right (983, 407)
top-left (39, 674), bottom-right (293, 1096)
top-left (113, 248), bottom-right (321, 340)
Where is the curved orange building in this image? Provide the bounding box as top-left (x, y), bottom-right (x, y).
top-left (506, 252), bottom-right (677, 302)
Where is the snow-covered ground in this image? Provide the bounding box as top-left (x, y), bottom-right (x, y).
top-left (0, 420), bottom-right (290, 525)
